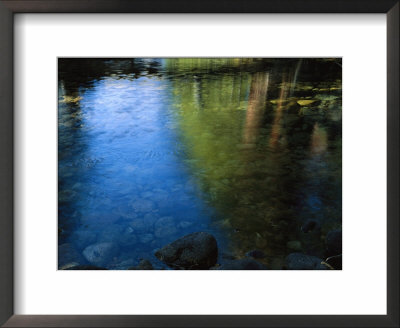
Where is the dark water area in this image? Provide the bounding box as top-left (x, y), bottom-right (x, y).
top-left (58, 58), bottom-right (342, 270)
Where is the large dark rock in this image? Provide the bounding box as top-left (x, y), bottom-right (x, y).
top-left (326, 229), bottom-right (342, 255)
top-left (83, 242), bottom-right (119, 267)
top-left (286, 253), bottom-right (328, 270)
top-left (216, 258), bottom-right (267, 270)
top-left (155, 232), bottom-right (218, 269)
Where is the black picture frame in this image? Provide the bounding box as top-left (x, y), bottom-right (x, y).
top-left (0, 1), bottom-right (398, 327)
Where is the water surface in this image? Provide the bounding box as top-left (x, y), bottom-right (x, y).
top-left (58, 58), bottom-right (342, 269)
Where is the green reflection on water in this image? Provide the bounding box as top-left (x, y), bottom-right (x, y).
top-left (165, 58), bottom-right (342, 265)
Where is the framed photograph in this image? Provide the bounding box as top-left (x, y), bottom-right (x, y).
top-left (0, 0), bottom-right (398, 327)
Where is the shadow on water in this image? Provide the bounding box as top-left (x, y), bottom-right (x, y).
top-left (58, 58), bottom-right (342, 269)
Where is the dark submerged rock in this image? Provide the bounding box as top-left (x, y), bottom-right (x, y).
top-left (216, 258), bottom-right (267, 270)
top-left (83, 242), bottom-right (119, 267)
top-left (301, 219), bottom-right (320, 233)
top-left (326, 229), bottom-right (342, 255)
top-left (245, 249), bottom-right (266, 259)
top-left (155, 232), bottom-right (218, 269)
top-left (285, 252), bottom-right (328, 270)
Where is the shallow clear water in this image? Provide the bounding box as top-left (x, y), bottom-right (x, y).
top-left (58, 58), bottom-right (342, 269)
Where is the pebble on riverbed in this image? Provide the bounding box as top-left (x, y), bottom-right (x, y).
top-left (155, 232), bottom-right (218, 270)
top-left (82, 242), bottom-right (119, 267)
top-left (285, 252), bottom-right (329, 270)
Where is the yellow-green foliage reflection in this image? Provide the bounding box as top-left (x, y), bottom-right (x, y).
top-left (166, 58), bottom-right (342, 265)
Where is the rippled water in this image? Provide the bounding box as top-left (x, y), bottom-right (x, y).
top-left (58, 58), bottom-right (342, 269)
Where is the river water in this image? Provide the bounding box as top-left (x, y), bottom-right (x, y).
top-left (58, 58), bottom-right (342, 269)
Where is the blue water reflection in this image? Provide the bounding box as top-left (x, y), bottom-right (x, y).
top-left (59, 66), bottom-right (222, 269)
